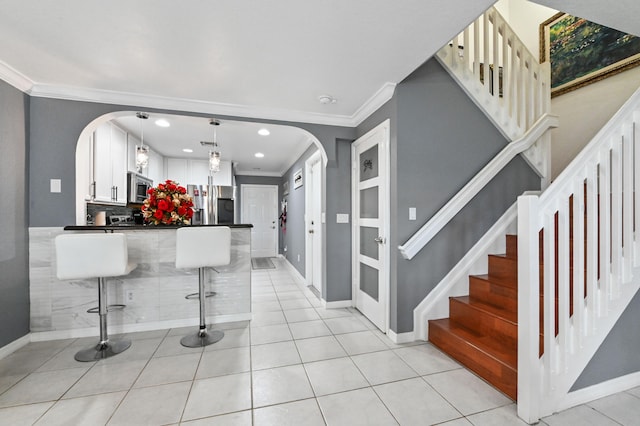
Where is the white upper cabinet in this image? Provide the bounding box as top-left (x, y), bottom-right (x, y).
top-left (164, 159), bottom-right (232, 186)
top-left (147, 149), bottom-right (164, 187)
top-left (92, 122), bottom-right (127, 204)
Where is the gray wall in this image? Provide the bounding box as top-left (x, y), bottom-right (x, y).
top-left (279, 146), bottom-right (318, 277)
top-left (27, 97), bottom-right (356, 306)
top-left (357, 58), bottom-right (540, 333)
top-left (0, 80), bottom-right (30, 346)
top-left (572, 278), bottom-right (640, 390)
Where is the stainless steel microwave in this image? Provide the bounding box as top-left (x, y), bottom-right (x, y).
top-left (127, 172), bottom-right (153, 204)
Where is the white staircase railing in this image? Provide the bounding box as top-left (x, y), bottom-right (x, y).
top-left (399, 6), bottom-right (555, 261)
top-left (436, 6), bottom-right (551, 180)
top-left (517, 87), bottom-right (640, 423)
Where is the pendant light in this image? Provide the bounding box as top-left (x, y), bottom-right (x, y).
top-left (208, 119), bottom-right (221, 174)
top-left (135, 112), bottom-right (150, 173)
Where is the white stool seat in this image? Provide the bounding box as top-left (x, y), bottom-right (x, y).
top-left (55, 233), bottom-right (137, 361)
top-left (56, 233), bottom-right (137, 280)
top-left (176, 226), bottom-right (231, 347)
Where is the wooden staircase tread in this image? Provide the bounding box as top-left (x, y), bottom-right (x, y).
top-left (470, 274), bottom-right (515, 288)
top-left (454, 296), bottom-right (517, 323)
top-left (430, 318), bottom-right (517, 368)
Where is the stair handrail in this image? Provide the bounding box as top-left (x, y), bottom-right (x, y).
top-left (517, 87), bottom-right (640, 423)
top-left (398, 113), bottom-right (558, 260)
top-left (436, 6), bottom-right (551, 180)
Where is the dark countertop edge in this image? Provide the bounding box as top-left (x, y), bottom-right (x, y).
top-left (64, 224), bottom-right (253, 231)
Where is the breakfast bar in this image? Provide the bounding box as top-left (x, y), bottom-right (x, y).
top-left (29, 224), bottom-right (252, 339)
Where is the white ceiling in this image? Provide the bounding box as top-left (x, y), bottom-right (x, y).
top-left (0, 0), bottom-right (497, 175)
top-left (113, 113), bottom-right (313, 176)
top-left (0, 1), bottom-right (636, 175)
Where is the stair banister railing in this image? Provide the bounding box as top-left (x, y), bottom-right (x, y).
top-left (398, 113), bottom-right (557, 260)
top-left (517, 87), bottom-right (640, 423)
top-left (437, 6), bottom-right (551, 179)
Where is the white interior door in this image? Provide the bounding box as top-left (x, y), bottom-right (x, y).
top-left (242, 184), bottom-right (278, 258)
top-left (352, 120), bottom-right (390, 333)
top-left (306, 152), bottom-right (323, 293)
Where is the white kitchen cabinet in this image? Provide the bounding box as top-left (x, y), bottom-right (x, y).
top-left (147, 148), bottom-right (164, 186)
top-left (127, 133), bottom-right (141, 174)
top-left (189, 159), bottom-right (210, 185)
top-left (210, 160), bottom-right (233, 186)
top-left (166, 158), bottom-right (188, 186)
top-left (92, 122), bottom-right (127, 204)
top-left (164, 158), bottom-right (232, 186)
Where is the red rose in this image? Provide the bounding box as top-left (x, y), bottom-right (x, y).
top-left (147, 188), bottom-right (154, 195)
top-left (178, 187), bottom-right (186, 194)
top-left (186, 208), bottom-right (194, 218)
top-left (177, 206), bottom-right (187, 216)
top-left (167, 183), bottom-right (177, 191)
top-left (157, 199), bottom-right (169, 211)
top-left (158, 183), bottom-right (165, 191)
top-left (153, 210), bottom-right (164, 220)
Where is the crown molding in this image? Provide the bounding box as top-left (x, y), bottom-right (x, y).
top-left (351, 82), bottom-right (397, 126)
top-left (235, 170), bottom-right (283, 177)
top-left (0, 66), bottom-right (396, 128)
top-left (0, 60), bottom-right (34, 92)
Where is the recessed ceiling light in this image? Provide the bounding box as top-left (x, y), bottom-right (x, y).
top-left (182, 148), bottom-right (193, 153)
top-left (318, 95), bottom-right (337, 105)
top-left (155, 119), bottom-right (170, 128)
top-left (258, 128), bottom-right (270, 136)
top-left (255, 152), bottom-right (265, 158)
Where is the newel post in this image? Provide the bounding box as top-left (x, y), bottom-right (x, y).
top-left (517, 194), bottom-right (541, 423)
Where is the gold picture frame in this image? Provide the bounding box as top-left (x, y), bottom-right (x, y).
top-left (540, 12), bottom-right (640, 97)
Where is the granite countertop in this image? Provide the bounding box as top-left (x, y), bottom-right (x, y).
top-left (64, 224), bottom-right (253, 231)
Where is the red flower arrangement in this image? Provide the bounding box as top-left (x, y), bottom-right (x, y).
top-left (141, 180), bottom-right (194, 225)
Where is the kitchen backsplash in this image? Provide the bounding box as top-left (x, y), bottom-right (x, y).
top-left (86, 203), bottom-right (133, 224)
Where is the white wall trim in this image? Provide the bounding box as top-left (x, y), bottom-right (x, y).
top-left (0, 334), bottom-right (31, 360)
top-left (547, 371), bottom-right (640, 417)
top-left (0, 60), bottom-right (33, 92)
top-left (278, 254), bottom-right (307, 287)
top-left (0, 72), bottom-right (396, 128)
top-left (323, 300), bottom-right (353, 309)
top-left (351, 82), bottom-right (397, 126)
top-left (387, 329), bottom-right (416, 344)
top-left (235, 170), bottom-right (283, 177)
top-left (413, 201), bottom-right (520, 341)
top-left (30, 313), bottom-right (253, 343)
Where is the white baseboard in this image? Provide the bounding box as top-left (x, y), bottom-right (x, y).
top-left (278, 254), bottom-right (307, 286)
top-left (388, 329), bottom-right (417, 344)
top-left (323, 300), bottom-right (352, 309)
top-left (0, 334), bottom-right (31, 360)
top-left (546, 371), bottom-right (640, 417)
top-left (30, 313), bottom-right (252, 342)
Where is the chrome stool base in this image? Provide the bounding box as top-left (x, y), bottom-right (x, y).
top-left (180, 328), bottom-right (224, 348)
top-left (74, 339), bottom-right (131, 362)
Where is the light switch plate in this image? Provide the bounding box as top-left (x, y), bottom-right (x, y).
top-left (409, 207), bottom-right (416, 221)
top-left (336, 213), bottom-right (349, 223)
top-left (50, 179), bottom-right (61, 193)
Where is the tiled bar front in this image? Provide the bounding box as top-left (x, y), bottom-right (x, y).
top-left (29, 227), bottom-right (251, 338)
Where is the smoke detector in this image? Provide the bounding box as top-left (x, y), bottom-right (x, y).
top-left (318, 95), bottom-right (337, 105)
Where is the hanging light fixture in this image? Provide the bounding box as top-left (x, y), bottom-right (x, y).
top-left (135, 112), bottom-right (150, 173)
top-left (207, 119), bottom-right (221, 174)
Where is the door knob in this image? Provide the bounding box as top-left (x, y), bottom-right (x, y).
top-left (374, 236), bottom-right (385, 244)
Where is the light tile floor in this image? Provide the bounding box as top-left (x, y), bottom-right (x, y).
top-left (2, 257), bottom-right (640, 425)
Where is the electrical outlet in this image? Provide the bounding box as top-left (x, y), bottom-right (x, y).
top-left (126, 290), bottom-right (134, 302)
top-left (297, 254), bottom-right (300, 262)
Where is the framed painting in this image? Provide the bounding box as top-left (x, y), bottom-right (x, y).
top-left (540, 12), bottom-right (640, 97)
top-left (293, 169), bottom-right (303, 189)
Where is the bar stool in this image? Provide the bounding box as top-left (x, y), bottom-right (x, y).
top-left (55, 233), bottom-right (137, 361)
top-left (176, 226), bottom-right (231, 347)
